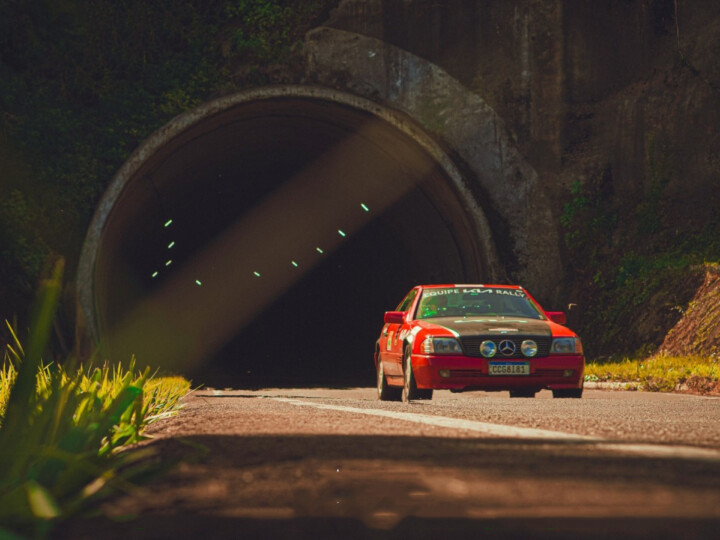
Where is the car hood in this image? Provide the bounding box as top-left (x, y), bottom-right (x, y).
top-left (419, 316), bottom-right (552, 338)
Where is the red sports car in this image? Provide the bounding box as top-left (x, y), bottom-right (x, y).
top-left (375, 284), bottom-right (585, 401)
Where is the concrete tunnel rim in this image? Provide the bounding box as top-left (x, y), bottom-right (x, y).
top-left (77, 84), bottom-right (501, 345)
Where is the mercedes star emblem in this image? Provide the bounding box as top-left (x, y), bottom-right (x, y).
top-left (498, 339), bottom-right (516, 356)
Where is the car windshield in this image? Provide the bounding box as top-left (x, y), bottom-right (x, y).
top-left (415, 287), bottom-right (545, 320)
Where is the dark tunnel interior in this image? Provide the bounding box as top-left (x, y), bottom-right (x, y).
top-left (93, 97), bottom-right (487, 387)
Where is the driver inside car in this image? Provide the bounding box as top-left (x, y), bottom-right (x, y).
top-left (419, 295), bottom-right (448, 318)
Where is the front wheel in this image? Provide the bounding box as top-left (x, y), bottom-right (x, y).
top-left (509, 389), bottom-right (537, 398)
top-left (377, 355), bottom-right (401, 401)
top-left (402, 347), bottom-right (433, 402)
top-left (552, 388), bottom-right (583, 398)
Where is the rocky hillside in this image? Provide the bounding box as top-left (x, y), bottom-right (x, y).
top-left (660, 265), bottom-right (720, 358)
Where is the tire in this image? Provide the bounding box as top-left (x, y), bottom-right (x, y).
top-left (552, 388), bottom-right (583, 398)
top-left (418, 388), bottom-right (434, 400)
top-left (402, 347), bottom-right (420, 402)
top-left (509, 389), bottom-right (537, 398)
top-left (377, 355), bottom-right (401, 401)
top-left (402, 347), bottom-right (433, 402)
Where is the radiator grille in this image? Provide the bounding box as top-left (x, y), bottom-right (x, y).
top-left (459, 336), bottom-right (552, 359)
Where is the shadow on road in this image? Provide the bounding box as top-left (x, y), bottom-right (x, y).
top-left (60, 515), bottom-right (720, 540)
top-left (58, 433), bottom-right (720, 539)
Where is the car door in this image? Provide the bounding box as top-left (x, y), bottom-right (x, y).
top-left (382, 288), bottom-right (418, 377)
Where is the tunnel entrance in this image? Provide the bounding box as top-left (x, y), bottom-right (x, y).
top-left (78, 87), bottom-right (499, 387)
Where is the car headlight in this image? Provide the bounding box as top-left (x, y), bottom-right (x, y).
top-left (550, 337), bottom-right (583, 354)
top-left (421, 337), bottom-right (462, 354)
top-left (480, 340), bottom-right (496, 358)
top-left (521, 340), bottom-right (538, 357)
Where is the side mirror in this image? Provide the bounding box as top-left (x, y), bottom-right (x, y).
top-left (384, 311), bottom-right (406, 324)
top-left (547, 311), bottom-right (567, 325)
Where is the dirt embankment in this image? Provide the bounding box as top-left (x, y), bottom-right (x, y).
top-left (660, 264), bottom-right (720, 356)
top-left (655, 264), bottom-right (720, 394)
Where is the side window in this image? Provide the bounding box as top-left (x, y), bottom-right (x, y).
top-left (396, 289), bottom-right (418, 312)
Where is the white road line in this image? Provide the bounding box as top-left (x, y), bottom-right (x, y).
top-left (271, 397), bottom-right (720, 462)
top-left (271, 397), bottom-right (598, 441)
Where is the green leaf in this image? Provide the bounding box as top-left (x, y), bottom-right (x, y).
top-left (0, 480), bottom-right (60, 524)
top-left (0, 260), bottom-right (64, 451)
top-left (26, 481), bottom-right (61, 519)
top-left (0, 526), bottom-right (27, 540)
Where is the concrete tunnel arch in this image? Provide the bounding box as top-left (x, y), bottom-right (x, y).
top-left (77, 86), bottom-right (502, 385)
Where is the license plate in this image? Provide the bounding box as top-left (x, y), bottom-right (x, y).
top-left (489, 361), bottom-right (530, 375)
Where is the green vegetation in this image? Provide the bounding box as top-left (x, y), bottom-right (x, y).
top-left (560, 178), bottom-right (616, 257)
top-left (0, 260), bottom-right (190, 538)
top-left (561, 142), bottom-right (720, 356)
top-left (0, 3), bottom-right (338, 530)
top-left (0, 0), bottom-right (335, 333)
top-left (585, 354), bottom-right (720, 393)
top-left (227, 1), bottom-right (297, 63)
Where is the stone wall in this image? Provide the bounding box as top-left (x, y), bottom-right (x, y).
top-left (318, 0), bottom-right (720, 306)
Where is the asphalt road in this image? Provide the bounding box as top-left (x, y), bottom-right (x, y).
top-left (61, 388), bottom-right (720, 539)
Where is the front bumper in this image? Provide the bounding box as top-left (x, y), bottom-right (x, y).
top-left (412, 353), bottom-right (585, 391)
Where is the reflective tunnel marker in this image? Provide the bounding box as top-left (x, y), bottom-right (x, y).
top-left (165, 260), bottom-right (172, 266)
top-left (338, 230), bottom-right (346, 237)
top-left (164, 219), bottom-right (173, 228)
top-left (361, 203), bottom-right (369, 212)
top-left (254, 271), bottom-right (261, 277)
top-left (291, 261), bottom-right (298, 267)
top-left (151, 271), bottom-right (158, 278)
top-left (195, 279), bottom-right (202, 286)
top-left (316, 247), bottom-right (324, 254)
top-left (168, 241), bottom-right (175, 249)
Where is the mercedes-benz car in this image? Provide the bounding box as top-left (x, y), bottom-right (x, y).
top-left (374, 284), bottom-right (585, 401)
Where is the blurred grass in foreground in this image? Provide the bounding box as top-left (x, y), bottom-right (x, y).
top-left (585, 354), bottom-right (720, 392)
top-left (0, 260), bottom-right (190, 538)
